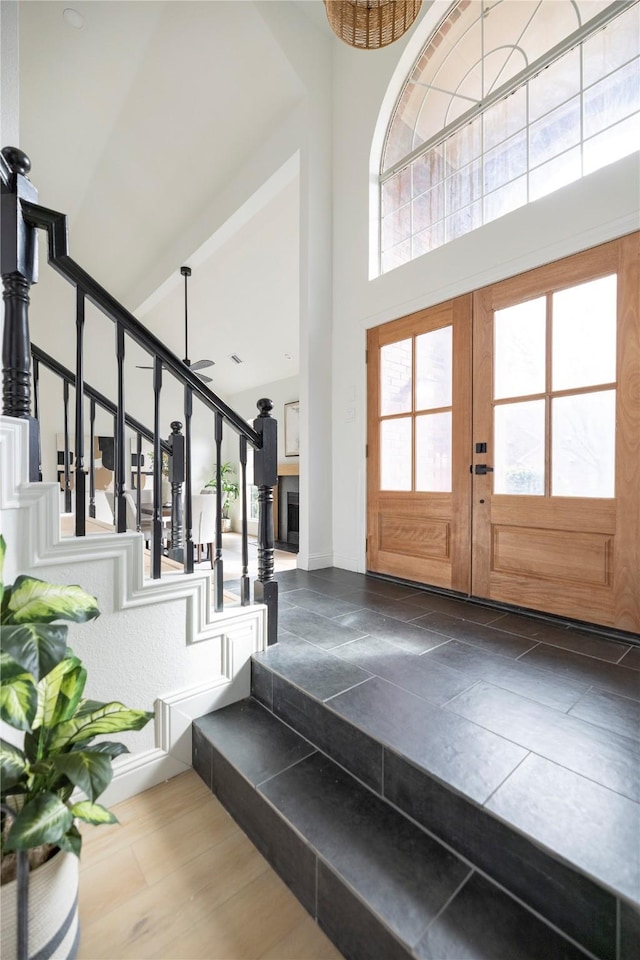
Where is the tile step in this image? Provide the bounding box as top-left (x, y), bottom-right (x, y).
top-left (193, 698), bottom-right (604, 960)
top-left (249, 649), bottom-right (639, 960)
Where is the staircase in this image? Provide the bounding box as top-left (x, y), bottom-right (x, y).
top-left (1, 145), bottom-right (279, 635)
top-left (1, 144), bottom-right (282, 804)
top-left (193, 569), bottom-right (640, 960)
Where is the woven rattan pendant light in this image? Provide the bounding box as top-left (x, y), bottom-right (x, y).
top-left (324, 1), bottom-right (423, 50)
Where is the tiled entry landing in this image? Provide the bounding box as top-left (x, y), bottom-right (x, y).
top-left (194, 568), bottom-right (640, 960)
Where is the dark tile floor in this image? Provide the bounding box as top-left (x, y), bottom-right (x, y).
top-left (254, 567), bottom-right (640, 908)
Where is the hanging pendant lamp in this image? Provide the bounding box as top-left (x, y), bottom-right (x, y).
top-left (324, 0), bottom-right (423, 50)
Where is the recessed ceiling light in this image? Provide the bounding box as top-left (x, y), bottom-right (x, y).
top-left (284, 353), bottom-right (292, 360)
top-left (63, 8), bottom-right (84, 29)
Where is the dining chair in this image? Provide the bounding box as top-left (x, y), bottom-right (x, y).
top-left (104, 489), bottom-right (169, 549)
top-left (190, 494), bottom-right (217, 567)
top-left (124, 492), bottom-right (154, 544)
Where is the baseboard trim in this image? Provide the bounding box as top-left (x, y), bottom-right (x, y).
top-left (100, 624), bottom-right (263, 804)
top-left (100, 748), bottom-right (189, 806)
top-left (299, 552), bottom-right (334, 572)
top-left (332, 554), bottom-right (365, 574)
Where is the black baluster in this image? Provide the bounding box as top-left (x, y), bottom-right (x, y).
top-left (74, 287), bottom-right (86, 536)
top-left (239, 435), bottom-right (250, 606)
top-left (152, 357), bottom-right (163, 579)
top-left (112, 413), bottom-right (118, 530)
top-left (1, 147), bottom-right (40, 480)
top-left (135, 433), bottom-right (142, 530)
top-left (184, 386), bottom-right (194, 574)
top-left (32, 355), bottom-right (42, 479)
top-left (63, 380), bottom-right (72, 513)
top-left (254, 398), bottom-right (278, 644)
top-left (115, 323), bottom-right (126, 533)
top-left (213, 412), bottom-right (224, 611)
top-left (168, 421), bottom-right (184, 562)
top-left (89, 399), bottom-right (96, 518)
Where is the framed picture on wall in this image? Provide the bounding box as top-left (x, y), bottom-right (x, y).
top-left (284, 401), bottom-right (300, 457)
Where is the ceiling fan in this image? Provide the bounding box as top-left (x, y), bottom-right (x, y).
top-left (137, 266), bottom-right (214, 383)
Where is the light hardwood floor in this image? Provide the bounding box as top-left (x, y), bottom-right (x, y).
top-left (78, 771), bottom-right (342, 960)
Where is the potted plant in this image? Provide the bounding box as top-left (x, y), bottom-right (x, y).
top-left (0, 535), bottom-right (153, 959)
top-left (204, 462), bottom-right (240, 532)
top-left (146, 449), bottom-right (171, 506)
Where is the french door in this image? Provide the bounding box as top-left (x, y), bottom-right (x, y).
top-left (367, 297), bottom-right (472, 593)
top-left (367, 235), bottom-right (639, 632)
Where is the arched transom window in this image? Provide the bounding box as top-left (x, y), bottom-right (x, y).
top-left (380, 0), bottom-right (640, 273)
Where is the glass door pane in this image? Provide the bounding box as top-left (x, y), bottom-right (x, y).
top-left (381, 339), bottom-right (412, 414)
top-left (552, 275), bottom-right (617, 390)
top-left (552, 390), bottom-right (616, 497)
top-left (416, 412), bottom-right (452, 491)
top-left (381, 418), bottom-right (412, 490)
top-left (494, 297), bottom-right (546, 399)
top-left (416, 326), bottom-right (452, 409)
top-left (494, 400), bottom-right (546, 494)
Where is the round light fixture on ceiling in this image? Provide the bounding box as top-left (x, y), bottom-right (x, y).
top-left (324, 0), bottom-right (422, 50)
top-left (63, 8), bottom-right (85, 29)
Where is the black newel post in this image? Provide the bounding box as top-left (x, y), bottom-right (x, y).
top-left (183, 386), bottom-right (194, 574)
top-left (253, 398), bottom-right (278, 644)
top-left (1, 147), bottom-right (40, 480)
top-left (213, 412), bottom-right (224, 612)
top-left (168, 420), bottom-right (184, 562)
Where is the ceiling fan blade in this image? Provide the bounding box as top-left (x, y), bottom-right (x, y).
top-left (196, 372), bottom-right (213, 383)
top-left (189, 359), bottom-right (215, 371)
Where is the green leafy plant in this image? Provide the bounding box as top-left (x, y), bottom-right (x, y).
top-left (205, 462), bottom-right (240, 519)
top-left (147, 449), bottom-right (169, 478)
top-left (0, 535), bottom-right (153, 881)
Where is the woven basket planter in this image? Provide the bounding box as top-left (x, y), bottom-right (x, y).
top-left (1, 850), bottom-right (79, 960)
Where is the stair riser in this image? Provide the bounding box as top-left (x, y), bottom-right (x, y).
top-left (193, 724), bottom-right (316, 915)
top-left (384, 749), bottom-right (616, 960)
top-left (253, 665), bottom-right (620, 960)
top-left (192, 724), bottom-right (412, 960)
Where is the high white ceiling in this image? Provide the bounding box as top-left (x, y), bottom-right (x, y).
top-left (17, 0), bottom-right (332, 396)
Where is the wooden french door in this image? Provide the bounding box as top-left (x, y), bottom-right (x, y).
top-left (367, 234), bottom-right (640, 632)
top-left (367, 296), bottom-right (472, 594)
top-left (471, 235), bottom-right (639, 631)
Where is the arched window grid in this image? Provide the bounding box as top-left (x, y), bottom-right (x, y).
top-left (379, 0), bottom-right (640, 274)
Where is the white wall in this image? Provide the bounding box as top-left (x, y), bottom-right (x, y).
top-left (328, 12), bottom-right (640, 573)
top-left (22, 3), bottom-right (333, 572)
top-left (226, 374), bottom-right (300, 466)
top-left (223, 374), bottom-right (299, 536)
top-left (0, 0), bottom-right (19, 147)
top-left (258, 2), bottom-right (334, 572)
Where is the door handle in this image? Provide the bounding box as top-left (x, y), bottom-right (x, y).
top-left (474, 464), bottom-right (494, 475)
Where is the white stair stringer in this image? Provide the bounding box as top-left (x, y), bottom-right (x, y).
top-left (1, 416), bottom-right (267, 801)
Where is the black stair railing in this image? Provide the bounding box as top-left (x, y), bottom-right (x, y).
top-left (1, 147), bottom-right (278, 641)
top-left (30, 344), bottom-right (172, 533)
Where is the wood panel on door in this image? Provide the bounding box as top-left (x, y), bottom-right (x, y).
top-left (367, 296), bottom-right (472, 593)
top-left (472, 235), bottom-right (640, 632)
